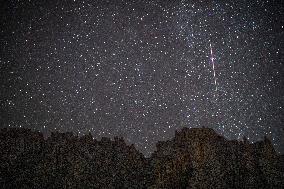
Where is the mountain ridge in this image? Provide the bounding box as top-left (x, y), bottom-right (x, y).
top-left (0, 127), bottom-right (283, 188)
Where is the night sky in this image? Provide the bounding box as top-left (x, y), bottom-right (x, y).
top-left (0, 0), bottom-right (283, 157)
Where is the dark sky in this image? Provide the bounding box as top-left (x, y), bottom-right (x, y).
top-left (0, 0), bottom-right (283, 156)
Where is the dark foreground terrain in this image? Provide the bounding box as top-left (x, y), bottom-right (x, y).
top-left (0, 127), bottom-right (283, 188)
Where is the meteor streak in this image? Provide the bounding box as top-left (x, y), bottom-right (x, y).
top-left (210, 42), bottom-right (218, 92)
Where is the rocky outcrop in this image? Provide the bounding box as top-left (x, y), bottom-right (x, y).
top-left (150, 127), bottom-right (283, 188)
top-left (0, 127), bottom-right (283, 188)
top-left (0, 128), bottom-right (149, 188)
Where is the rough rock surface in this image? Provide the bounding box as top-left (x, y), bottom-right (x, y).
top-left (0, 127), bottom-right (283, 188)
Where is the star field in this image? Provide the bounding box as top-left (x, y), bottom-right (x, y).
top-left (0, 0), bottom-right (283, 156)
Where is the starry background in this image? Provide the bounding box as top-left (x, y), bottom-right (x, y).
top-left (0, 0), bottom-right (283, 157)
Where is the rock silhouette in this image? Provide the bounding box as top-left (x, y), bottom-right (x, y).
top-left (0, 127), bottom-right (283, 188)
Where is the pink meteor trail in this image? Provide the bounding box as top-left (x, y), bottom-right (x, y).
top-left (210, 42), bottom-right (218, 92)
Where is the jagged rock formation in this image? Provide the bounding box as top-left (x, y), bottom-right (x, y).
top-left (0, 128), bottom-right (150, 188)
top-left (150, 127), bottom-right (283, 188)
top-left (0, 127), bottom-right (283, 188)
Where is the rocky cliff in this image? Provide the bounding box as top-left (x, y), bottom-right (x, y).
top-left (0, 127), bottom-right (283, 188)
